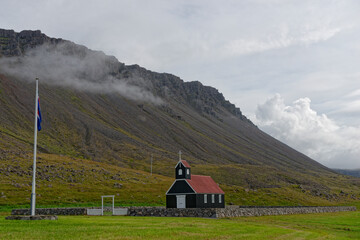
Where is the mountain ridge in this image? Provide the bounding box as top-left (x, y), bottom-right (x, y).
top-left (0, 28), bottom-right (335, 171)
top-left (0, 28), bottom-right (250, 123)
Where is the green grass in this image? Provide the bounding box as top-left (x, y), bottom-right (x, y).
top-left (0, 211), bottom-right (359, 239)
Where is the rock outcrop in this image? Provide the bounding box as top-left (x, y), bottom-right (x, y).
top-left (0, 29), bottom-right (62, 57)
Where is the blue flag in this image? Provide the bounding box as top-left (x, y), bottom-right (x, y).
top-left (37, 97), bottom-right (42, 131)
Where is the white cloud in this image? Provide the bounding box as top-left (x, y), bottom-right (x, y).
top-left (222, 26), bottom-right (341, 56)
top-left (255, 94), bottom-right (360, 169)
top-left (346, 89), bottom-right (360, 98)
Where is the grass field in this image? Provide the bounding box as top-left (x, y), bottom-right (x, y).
top-left (1, 211), bottom-right (359, 239)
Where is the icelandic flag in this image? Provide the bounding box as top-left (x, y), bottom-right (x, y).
top-left (37, 97), bottom-right (42, 131)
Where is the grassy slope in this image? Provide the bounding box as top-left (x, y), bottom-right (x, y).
top-left (1, 71), bottom-right (360, 209)
top-left (0, 152), bottom-right (171, 207)
top-left (1, 211), bottom-right (359, 239)
top-left (1, 151), bottom-right (360, 209)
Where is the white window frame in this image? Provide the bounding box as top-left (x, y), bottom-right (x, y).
top-left (186, 169), bottom-right (189, 175)
top-left (178, 169), bottom-right (183, 175)
top-left (219, 194), bottom-right (222, 203)
top-left (211, 194), bottom-right (215, 203)
top-left (204, 194), bottom-right (207, 203)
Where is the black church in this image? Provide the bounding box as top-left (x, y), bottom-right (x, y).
top-left (166, 160), bottom-right (225, 208)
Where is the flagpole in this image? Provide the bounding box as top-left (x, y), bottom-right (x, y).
top-left (150, 154), bottom-right (153, 176)
top-left (30, 78), bottom-right (39, 216)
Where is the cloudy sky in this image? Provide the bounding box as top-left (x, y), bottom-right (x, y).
top-left (1, 0), bottom-right (360, 169)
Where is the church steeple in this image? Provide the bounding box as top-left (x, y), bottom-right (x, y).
top-left (175, 151), bottom-right (191, 179)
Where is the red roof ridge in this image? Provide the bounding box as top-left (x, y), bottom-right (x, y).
top-left (180, 160), bottom-right (191, 168)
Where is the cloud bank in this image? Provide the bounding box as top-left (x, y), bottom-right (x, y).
top-left (255, 94), bottom-right (360, 169)
top-left (0, 43), bottom-right (163, 105)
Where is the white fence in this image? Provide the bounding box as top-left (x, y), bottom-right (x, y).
top-left (86, 208), bottom-right (128, 216)
top-left (87, 209), bottom-right (103, 216)
top-left (113, 208), bottom-right (128, 216)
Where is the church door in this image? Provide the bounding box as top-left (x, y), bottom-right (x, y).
top-left (176, 195), bottom-right (186, 208)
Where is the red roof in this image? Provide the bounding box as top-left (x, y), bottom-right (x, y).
top-left (180, 160), bottom-right (191, 168)
top-left (186, 175), bottom-right (224, 194)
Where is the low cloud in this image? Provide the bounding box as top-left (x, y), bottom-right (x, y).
top-left (255, 94), bottom-right (360, 169)
top-left (0, 43), bottom-right (163, 105)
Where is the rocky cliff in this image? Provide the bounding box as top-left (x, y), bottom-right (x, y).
top-left (0, 28), bottom-right (249, 124)
top-left (0, 29), bottom-right (62, 56)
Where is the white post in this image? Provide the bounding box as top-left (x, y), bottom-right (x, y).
top-left (30, 78), bottom-right (39, 216)
top-left (112, 196), bottom-right (114, 215)
top-left (179, 150), bottom-right (182, 161)
top-left (101, 196), bottom-right (104, 216)
top-left (150, 154), bottom-right (153, 176)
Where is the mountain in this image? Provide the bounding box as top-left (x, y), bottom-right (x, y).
top-left (0, 28), bottom-right (359, 207)
top-left (334, 169), bottom-right (360, 178)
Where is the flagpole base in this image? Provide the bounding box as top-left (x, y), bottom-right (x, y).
top-left (30, 193), bottom-right (36, 216)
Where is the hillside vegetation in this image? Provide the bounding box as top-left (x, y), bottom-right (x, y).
top-left (0, 28), bottom-right (360, 208)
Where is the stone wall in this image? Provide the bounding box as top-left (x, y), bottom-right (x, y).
top-left (128, 206), bottom-right (217, 218)
top-left (12, 207), bottom-right (87, 216)
top-left (12, 207), bottom-right (121, 216)
top-left (127, 206), bottom-right (356, 218)
top-left (11, 206), bottom-right (356, 218)
top-left (215, 206), bottom-right (357, 218)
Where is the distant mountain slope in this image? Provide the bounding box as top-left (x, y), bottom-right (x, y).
top-left (1, 28), bottom-right (359, 206)
top-left (334, 169), bottom-right (360, 178)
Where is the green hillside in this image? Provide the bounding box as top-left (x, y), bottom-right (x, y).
top-left (1, 152), bottom-right (359, 208)
top-left (0, 29), bottom-right (360, 208)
